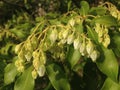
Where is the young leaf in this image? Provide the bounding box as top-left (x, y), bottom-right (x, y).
top-left (4, 63), bottom-right (18, 85)
top-left (96, 47), bottom-right (119, 82)
top-left (92, 15), bottom-right (118, 26)
top-left (79, 1), bottom-right (89, 16)
top-left (46, 63), bottom-right (70, 90)
top-left (14, 66), bottom-right (34, 90)
top-left (67, 45), bottom-right (81, 69)
top-left (101, 78), bottom-right (120, 90)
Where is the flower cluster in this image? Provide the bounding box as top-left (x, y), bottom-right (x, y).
top-left (15, 17), bottom-right (100, 79)
top-left (15, 34), bottom-right (46, 79)
top-left (95, 23), bottom-right (110, 48)
top-left (49, 18), bottom-right (100, 62)
top-left (108, 3), bottom-right (120, 21)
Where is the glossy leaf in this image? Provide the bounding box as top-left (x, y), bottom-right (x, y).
top-left (89, 6), bottom-right (107, 15)
top-left (4, 63), bottom-right (18, 85)
top-left (67, 45), bottom-right (81, 69)
top-left (96, 47), bottom-right (119, 82)
top-left (79, 1), bottom-right (89, 16)
top-left (46, 63), bottom-right (70, 90)
top-left (101, 78), bottom-right (120, 90)
top-left (14, 66), bottom-right (34, 90)
top-left (112, 32), bottom-right (120, 57)
top-left (87, 25), bottom-right (98, 43)
top-left (92, 15), bottom-right (118, 26)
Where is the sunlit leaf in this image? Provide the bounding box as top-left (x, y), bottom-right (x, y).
top-left (96, 47), bottom-right (119, 82)
top-left (14, 66), bottom-right (34, 90)
top-left (46, 63), bottom-right (70, 90)
top-left (101, 78), bottom-right (120, 90)
top-left (4, 63), bottom-right (18, 85)
top-left (92, 15), bottom-right (118, 26)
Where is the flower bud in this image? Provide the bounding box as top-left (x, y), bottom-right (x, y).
top-left (67, 34), bottom-right (74, 45)
top-left (18, 50), bottom-right (26, 61)
top-left (40, 51), bottom-right (46, 64)
top-left (26, 40), bottom-right (33, 51)
top-left (15, 43), bottom-right (22, 54)
top-left (73, 37), bottom-right (81, 50)
top-left (25, 52), bottom-right (32, 61)
top-left (37, 65), bottom-right (46, 77)
top-left (32, 50), bottom-right (39, 58)
top-left (33, 58), bottom-right (40, 70)
top-left (90, 50), bottom-right (99, 62)
top-left (98, 29), bottom-right (103, 37)
top-left (62, 29), bottom-right (69, 39)
top-left (17, 65), bottom-right (24, 72)
top-left (32, 69), bottom-right (38, 79)
top-left (86, 40), bottom-right (94, 55)
top-left (68, 18), bottom-right (75, 27)
top-left (103, 35), bottom-right (110, 48)
top-left (31, 36), bottom-right (38, 50)
top-left (50, 29), bottom-right (58, 43)
top-left (79, 42), bottom-right (86, 56)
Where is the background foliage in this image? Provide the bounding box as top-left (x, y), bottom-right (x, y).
top-left (0, 0), bottom-right (120, 90)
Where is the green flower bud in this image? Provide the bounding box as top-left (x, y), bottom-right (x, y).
top-left (68, 18), bottom-right (75, 27)
top-left (50, 29), bottom-right (58, 43)
top-left (67, 34), bottom-right (74, 45)
top-left (37, 65), bottom-right (46, 77)
top-left (33, 58), bottom-right (40, 70)
top-left (40, 51), bottom-right (46, 64)
top-left (98, 29), bottom-right (103, 37)
top-left (73, 37), bottom-right (81, 50)
top-left (95, 23), bottom-right (101, 33)
top-left (103, 35), bottom-right (110, 48)
top-left (31, 36), bottom-right (38, 50)
top-left (86, 40), bottom-right (94, 55)
top-left (26, 40), bottom-right (33, 51)
top-left (25, 52), bottom-right (32, 61)
top-left (90, 50), bottom-right (99, 62)
top-left (62, 29), bottom-right (69, 39)
top-left (15, 43), bottom-right (23, 54)
top-left (32, 69), bottom-right (38, 79)
top-left (32, 50), bottom-right (39, 58)
top-left (18, 50), bottom-right (26, 61)
top-left (79, 42), bottom-right (86, 56)
top-left (17, 65), bottom-right (24, 72)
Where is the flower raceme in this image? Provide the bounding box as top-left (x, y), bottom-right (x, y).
top-left (14, 18), bottom-right (100, 79)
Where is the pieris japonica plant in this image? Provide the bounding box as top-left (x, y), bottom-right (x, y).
top-left (3, 1), bottom-right (120, 90)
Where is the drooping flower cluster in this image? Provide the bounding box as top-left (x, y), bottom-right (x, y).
top-left (107, 2), bottom-right (120, 21)
top-left (15, 17), bottom-right (100, 79)
top-left (15, 34), bottom-right (46, 79)
top-left (95, 23), bottom-right (110, 48)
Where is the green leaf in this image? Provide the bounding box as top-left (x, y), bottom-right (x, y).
top-left (14, 66), bottom-right (34, 90)
top-left (101, 78), bottom-right (120, 90)
top-left (4, 63), bottom-right (18, 85)
top-left (87, 25), bottom-right (98, 43)
top-left (46, 63), bottom-right (70, 90)
top-left (67, 45), bottom-right (81, 69)
top-left (89, 6), bottom-right (107, 15)
top-left (111, 32), bottom-right (120, 57)
top-left (96, 47), bottom-right (119, 82)
top-left (92, 15), bottom-right (118, 26)
top-left (79, 1), bottom-right (89, 16)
